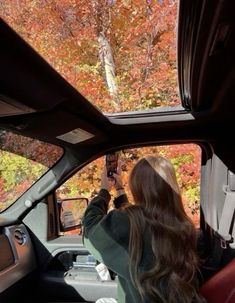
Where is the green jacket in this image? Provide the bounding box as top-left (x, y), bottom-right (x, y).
top-left (82, 189), bottom-right (145, 303)
top-left (82, 189), bottom-right (205, 303)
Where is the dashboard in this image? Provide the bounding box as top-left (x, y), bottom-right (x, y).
top-left (0, 224), bottom-right (36, 292)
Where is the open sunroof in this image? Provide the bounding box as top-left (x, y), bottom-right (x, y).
top-left (0, 0), bottom-right (180, 114)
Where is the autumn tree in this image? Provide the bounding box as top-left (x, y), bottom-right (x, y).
top-left (0, 130), bottom-right (63, 211)
top-left (0, 1), bottom-right (200, 225)
top-left (0, 0), bottom-right (179, 112)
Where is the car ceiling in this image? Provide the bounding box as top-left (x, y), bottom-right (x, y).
top-left (0, 0), bottom-right (235, 155)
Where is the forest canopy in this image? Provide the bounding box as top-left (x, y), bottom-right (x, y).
top-left (1, 0), bottom-right (179, 113)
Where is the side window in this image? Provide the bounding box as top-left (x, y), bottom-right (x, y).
top-left (0, 129), bottom-right (63, 212)
top-left (56, 143), bottom-right (201, 234)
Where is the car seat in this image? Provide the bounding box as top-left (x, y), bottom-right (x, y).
top-left (200, 257), bottom-right (235, 303)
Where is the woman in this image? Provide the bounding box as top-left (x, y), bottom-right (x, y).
top-left (82, 156), bottom-right (206, 303)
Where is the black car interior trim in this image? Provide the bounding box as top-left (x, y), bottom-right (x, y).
top-left (0, 225), bottom-right (36, 293)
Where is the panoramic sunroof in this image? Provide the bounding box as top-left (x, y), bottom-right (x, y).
top-left (0, 0), bottom-right (180, 114)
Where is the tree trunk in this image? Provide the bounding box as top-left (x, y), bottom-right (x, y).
top-left (98, 32), bottom-right (119, 107)
top-left (95, 0), bottom-right (119, 109)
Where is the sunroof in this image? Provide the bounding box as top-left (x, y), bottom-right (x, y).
top-left (0, 0), bottom-right (180, 114)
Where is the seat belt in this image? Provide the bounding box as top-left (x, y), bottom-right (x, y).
top-left (203, 171), bottom-right (235, 274)
top-left (217, 171), bottom-right (235, 249)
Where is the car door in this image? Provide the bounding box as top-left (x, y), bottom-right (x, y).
top-left (22, 193), bottom-right (118, 303)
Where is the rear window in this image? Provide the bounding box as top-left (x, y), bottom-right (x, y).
top-left (0, 130), bottom-right (63, 212)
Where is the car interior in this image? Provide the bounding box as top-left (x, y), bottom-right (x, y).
top-left (1, 0), bottom-right (235, 302)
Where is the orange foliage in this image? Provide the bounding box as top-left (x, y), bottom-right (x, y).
top-left (60, 144), bottom-right (201, 227)
top-left (0, 0), bottom-right (179, 113)
top-left (0, 2), bottom-right (200, 226)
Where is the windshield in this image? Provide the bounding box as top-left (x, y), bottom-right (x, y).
top-left (0, 130), bottom-right (63, 212)
top-left (0, 0), bottom-right (179, 114)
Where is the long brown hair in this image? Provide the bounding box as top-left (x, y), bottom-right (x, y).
top-left (126, 156), bottom-right (204, 303)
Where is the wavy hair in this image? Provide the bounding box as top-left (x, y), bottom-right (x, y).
top-left (126, 156), bottom-right (204, 303)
